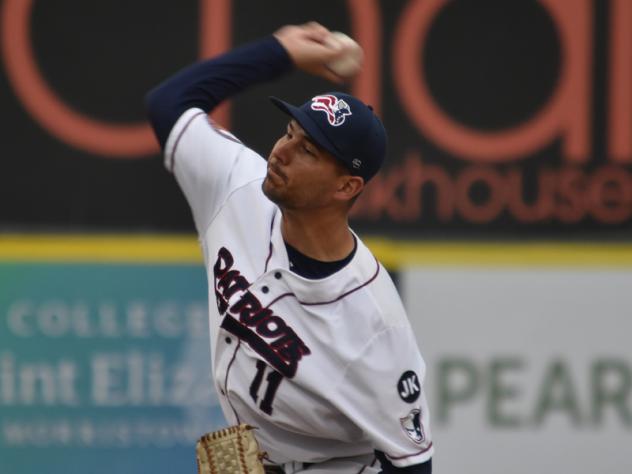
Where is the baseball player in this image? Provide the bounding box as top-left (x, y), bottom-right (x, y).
top-left (146, 22), bottom-right (433, 473)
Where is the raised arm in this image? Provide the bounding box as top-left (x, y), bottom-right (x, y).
top-left (144, 36), bottom-right (290, 148)
top-left (145, 22), bottom-right (348, 148)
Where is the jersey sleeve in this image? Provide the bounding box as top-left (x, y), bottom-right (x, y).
top-left (337, 325), bottom-right (434, 468)
top-left (163, 107), bottom-right (267, 236)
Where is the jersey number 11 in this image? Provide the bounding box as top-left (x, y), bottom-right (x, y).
top-left (249, 360), bottom-right (283, 415)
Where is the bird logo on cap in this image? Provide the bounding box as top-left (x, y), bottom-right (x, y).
top-left (310, 95), bottom-right (352, 127)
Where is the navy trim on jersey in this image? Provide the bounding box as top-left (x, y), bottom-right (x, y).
top-left (224, 339), bottom-right (243, 424)
top-left (168, 110), bottom-right (206, 172)
top-left (146, 36), bottom-right (292, 147)
top-left (357, 457), bottom-right (378, 473)
top-left (375, 452), bottom-right (432, 473)
top-left (300, 258), bottom-right (380, 306)
top-left (265, 292), bottom-right (295, 307)
top-left (266, 210), bottom-right (381, 305)
top-left (383, 443), bottom-right (433, 462)
top-left (260, 259), bottom-right (380, 308)
top-left (264, 212), bottom-right (277, 272)
top-left (209, 118), bottom-right (243, 144)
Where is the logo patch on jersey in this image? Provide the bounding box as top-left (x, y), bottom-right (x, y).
top-left (310, 95), bottom-right (352, 126)
top-left (400, 408), bottom-right (425, 445)
top-left (398, 370), bottom-right (421, 403)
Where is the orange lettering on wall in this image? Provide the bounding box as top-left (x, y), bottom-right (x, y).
top-left (352, 153), bottom-right (456, 222)
top-left (1, 0), bottom-right (231, 157)
top-left (407, 154), bottom-right (455, 222)
top-left (556, 168), bottom-right (586, 223)
top-left (455, 167), bottom-right (505, 223)
top-left (608, 0), bottom-right (632, 163)
top-left (354, 160), bottom-right (409, 221)
top-left (352, 152), bottom-right (632, 225)
top-left (392, 0), bottom-right (592, 163)
top-left (200, 0), bottom-right (232, 129)
top-left (506, 169), bottom-right (556, 222)
top-left (347, 0), bottom-right (382, 115)
top-left (588, 167), bottom-right (632, 223)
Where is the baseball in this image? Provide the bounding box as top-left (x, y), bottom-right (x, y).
top-left (325, 31), bottom-right (363, 78)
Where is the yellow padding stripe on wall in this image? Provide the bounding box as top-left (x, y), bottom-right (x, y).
top-left (365, 238), bottom-right (632, 269)
top-left (0, 234), bottom-right (202, 264)
top-left (0, 234), bottom-right (632, 268)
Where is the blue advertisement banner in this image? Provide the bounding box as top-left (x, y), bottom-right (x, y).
top-left (0, 262), bottom-right (225, 474)
top-left (2, 235), bottom-right (631, 473)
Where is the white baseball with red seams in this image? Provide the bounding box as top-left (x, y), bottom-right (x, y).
top-left (163, 108), bottom-right (434, 473)
top-left (325, 32), bottom-right (363, 78)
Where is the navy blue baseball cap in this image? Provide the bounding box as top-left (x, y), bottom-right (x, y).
top-left (269, 92), bottom-right (387, 182)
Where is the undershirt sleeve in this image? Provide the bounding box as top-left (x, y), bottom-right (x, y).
top-left (145, 35), bottom-right (292, 148)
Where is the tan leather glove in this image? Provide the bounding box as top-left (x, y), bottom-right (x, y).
top-left (196, 424), bottom-right (266, 474)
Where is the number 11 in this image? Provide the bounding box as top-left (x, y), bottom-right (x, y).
top-left (249, 360), bottom-right (283, 415)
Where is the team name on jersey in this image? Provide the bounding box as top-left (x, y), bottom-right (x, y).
top-left (213, 247), bottom-right (311, 378)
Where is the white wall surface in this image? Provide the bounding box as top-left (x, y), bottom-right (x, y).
top-left (402, 268), bottom-right (632, 474)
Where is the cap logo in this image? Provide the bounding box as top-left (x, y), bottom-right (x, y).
top-left (310, 95), bottom-right (352, 127)
top-left (352, 158), bottom-right (362, 169)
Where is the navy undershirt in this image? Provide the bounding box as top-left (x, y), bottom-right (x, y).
top-left (284, 237), bottom-right (357, 279)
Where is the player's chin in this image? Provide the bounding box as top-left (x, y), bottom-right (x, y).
top-left (262, 175), bottom-right (276, 191)
top-left (264, 181), bottom-right (298, 210)
top-left (262, 178), bottom-right (283, 203)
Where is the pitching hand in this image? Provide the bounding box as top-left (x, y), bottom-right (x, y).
top-left (273, 22), bottom-right (354, 83)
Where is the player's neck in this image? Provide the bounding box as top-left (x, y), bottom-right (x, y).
top-left (280, 209), bottom-right (354, 262)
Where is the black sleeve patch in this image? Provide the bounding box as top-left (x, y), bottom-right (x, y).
top-left (397, 370), bottom-right (421, 403)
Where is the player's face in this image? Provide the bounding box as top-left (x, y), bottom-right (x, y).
top-left (263, 120), bottom-right (350, 210)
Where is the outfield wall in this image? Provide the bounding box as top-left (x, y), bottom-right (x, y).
top-left (1, 236), bottom-right (630, 473)
top-left (403, 265), bottom-right (632, 474)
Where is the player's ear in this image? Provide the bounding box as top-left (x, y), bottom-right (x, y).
top-left (334, 175), bottom-right (364, 203)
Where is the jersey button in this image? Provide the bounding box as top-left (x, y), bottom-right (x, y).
top-left (274, 272), bottom-right (282, 279)
top-left (262, 286), bottom-right (269, 293)
top-left (225, 337), bottom-right (232, 344)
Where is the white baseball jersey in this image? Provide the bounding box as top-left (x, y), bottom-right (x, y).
top-left (164, 108), bottom-right (434, 472)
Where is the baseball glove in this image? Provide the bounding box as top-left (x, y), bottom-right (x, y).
top-left (196, 424), bottom-right (266, 474)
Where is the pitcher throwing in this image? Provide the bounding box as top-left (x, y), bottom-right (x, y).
top-left (146, 22), bottom-right (433, 474)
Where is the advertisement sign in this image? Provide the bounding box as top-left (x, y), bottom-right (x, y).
top-left (403, 265), bottom-right (632, 474)
top-left (0, 261), bottom-right (224, 474)
top-left (1, 0), bottom-right (630, 237)
top-left (1, 236), bottom-right (631, 473)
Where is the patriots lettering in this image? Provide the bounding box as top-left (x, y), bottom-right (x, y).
top-left (213, 247), bottom-right (311, 378)
top-left (218, 270), bottom-right (250, 299)
top-left (230, 292), bottom-right (272, 325)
